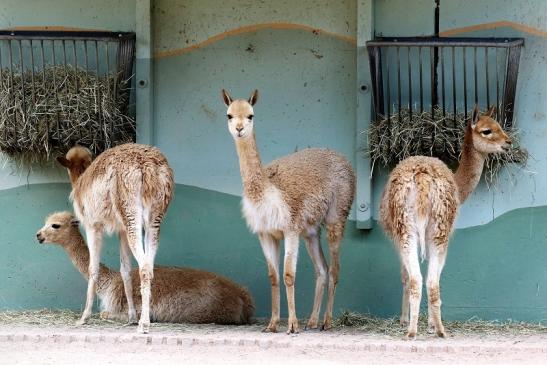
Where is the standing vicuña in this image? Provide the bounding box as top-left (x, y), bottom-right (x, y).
top-left (221, 89), bottom-right (356, 333)
top-left (379, 105), bottom-right (511, 339)
top-left (57, 143), bottom-right (174, 333)
top-left (36, 212), bottom-right (254, 324)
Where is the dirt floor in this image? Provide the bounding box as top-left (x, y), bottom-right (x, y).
top-left (1, 310), bottom-right (547, 365)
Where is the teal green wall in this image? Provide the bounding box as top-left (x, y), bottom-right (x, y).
top-left (2, 0), bottom-right (547, 323)
top-left (3, 183), bottom-right (547, 320)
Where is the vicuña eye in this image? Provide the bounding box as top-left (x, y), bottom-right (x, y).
top-left (481, 129), bottom-right (492, 135)
top-left (227, 114), bottom-right (233, 120)
top-left (51, 224), bottom-right (61, 229)
top-left (248, 115), bottom-right (254, 120)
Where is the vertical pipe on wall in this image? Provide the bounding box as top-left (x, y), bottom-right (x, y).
top-left (136, 0), bottom-right (154, 145)
top-left (356, 0), bottom-right (374, 229)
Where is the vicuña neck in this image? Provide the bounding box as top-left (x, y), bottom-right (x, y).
top-left (235, 134), bottom-right (266, 202)
top-left (64, 233), bottom-right (113, 287)
top-left (454, 127), bottom-right (485, 203)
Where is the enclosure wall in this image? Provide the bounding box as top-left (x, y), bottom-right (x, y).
top-left (1, 0), bottom-right (547, 322)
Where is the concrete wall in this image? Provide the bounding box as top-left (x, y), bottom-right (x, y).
top-left (1, 0), bottom-right (547, 323)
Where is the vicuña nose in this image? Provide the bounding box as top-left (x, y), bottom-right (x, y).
top-left (236, 125), bottom-right (244, 132)
top-left (506, 139), bottom-right (512, 145)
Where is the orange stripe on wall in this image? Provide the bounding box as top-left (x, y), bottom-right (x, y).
top-left (440, 20), bottom-right (547, 38)
top-left (154, 22), bottom-right (357, 59)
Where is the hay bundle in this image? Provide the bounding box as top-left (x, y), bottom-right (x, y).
top-left (366, 107), bottom-right (528, 184)
top-left (0, 65), bottom-right (135, 164)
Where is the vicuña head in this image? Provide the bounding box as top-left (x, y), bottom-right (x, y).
top-left (36, 211), bottom-right (80, 246)
top-left (56, 146), bottom-right (93, 185)
top-left (467, 105), bottom-right (512, 154)
top-left (222, 89), bottom-right (258, 140)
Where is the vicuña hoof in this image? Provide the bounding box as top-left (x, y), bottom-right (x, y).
top-left (286, 318), bottom-right (300, 334)
top-left (405, 331), bottom-right (417, 340)
top-left (137, 320), bottom-right (150, 334)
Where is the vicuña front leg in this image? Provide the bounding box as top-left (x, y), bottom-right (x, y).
top-left (284, 232), bottom-right (300, 334)
top-left (78, 226), bottom-right (103, 326)
top-left (303, 229), bottom-right (327, 330)
top-left (119, 231), bottom-right (137, 323)
top-left (259, 233), bottom-right (280, 333)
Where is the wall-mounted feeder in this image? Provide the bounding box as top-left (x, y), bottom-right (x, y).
top-left (365, 37), bottom-right (526, 176)
top-left (0, 30), bottom-right (136, 163)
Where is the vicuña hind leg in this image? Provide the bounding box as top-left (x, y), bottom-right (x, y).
top-left (400, 265), bottom-right (410, 326)
top-left (119, 230), bottom-right (137, 323)
top-left (400, 235), bottom-right (422, 339)
top-left (427, 243), bottom-right (448, 338)
top-left (303, 228), bottom-right (327, 330)
top-left (258, 233), bottom-right (280, 333)
top-left (77, 226), bottom-right (103, 326)
top-left (322, 222), bottom-right (344, 330)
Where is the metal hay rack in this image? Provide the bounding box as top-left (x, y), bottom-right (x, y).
top-left (0, 30), bottom-right (136, 161)
top-left (367, 37), bottom-right (524, 129)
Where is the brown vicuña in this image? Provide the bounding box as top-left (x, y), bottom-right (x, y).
top-left (36, 212), bottom-right (254, 324)
top-left (379, 105), bottom-right (512, 339)
top-left (222, 89), bottom-right (356, 333)
top-left (57, 143), bottom-right (174, 333)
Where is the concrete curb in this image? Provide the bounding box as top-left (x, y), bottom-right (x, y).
top-left (1, 331), bottom-right (547, 354)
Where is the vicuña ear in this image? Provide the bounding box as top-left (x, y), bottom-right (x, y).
top-left (484, 105), bottom-right (496, 118)
top-left (248, 89), bottom-right (258, 106)
top-left (471, 104), bottom-right (480, 128)
top-left (56, 156), bottom-right (71, 168)
top-left (222, 89), bottom-right (233, 106)
top-left (70, 218), bottom-right (80, 227)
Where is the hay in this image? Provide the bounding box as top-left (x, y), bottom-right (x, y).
top-left (366, 107), bottom-right (528, 185)
top-left (334, 311), bottom-right (547, 337)
top-left (0, 65), bottom-right (135, 164)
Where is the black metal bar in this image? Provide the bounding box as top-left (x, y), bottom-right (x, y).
top-left (72, 40), bottom-right (78, 93)
top-left (18, 40), bottom-right (25, 140)
top-left (397, 46), bottom-right (401, 123)
top-left (485, 47), bottom-right (490, 108)
top-left (384, 47), bottom-right (390, 123)
top-left (407, 46), bottom-right (412, 122)
top-left (366, 37), bottom-right (524, 48)
top-left (432, 0), bottom-right (440, 107)
top-left (463, 47), bottom-right (468, 120)
top-left (8, 40), bottom-right (16, 141)
top-left (40, 40), bottom-right (49, 147)
top-left (441, 47), bottom-right (446, 117)
top-left (430, 47), bottom-right (435, 121)
top-left (30, 40), bottom-right (36, 105)
top-left (495, 48), bottom-right (500, 120)
top-left (500, 47), bottom-right (510, 126)
top-left (419, 47), bottom-right (423, 113)
top-left (502, 46), bottom-right (522, 128)
top-left (51, 40), bottom-right (60, 140)
top-left (95, 40), bottom-right (103, 151)
top-left (473, 46), bottom-right (478, 105)
top-left (452, 46), bottom-right (456, 125)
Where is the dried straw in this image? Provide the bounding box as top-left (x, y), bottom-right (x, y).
top-left (0, 65), bottom-right (135, 164)
top-left (334, 311), bottom-right (547, 337)
top-left (366, 107), bottom-right (528, 185)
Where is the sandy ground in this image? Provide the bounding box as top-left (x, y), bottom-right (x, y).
top-left (1, 322), bottom-right (547, 365)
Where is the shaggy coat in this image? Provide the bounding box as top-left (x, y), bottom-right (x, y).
top-left (58, 143), bottom-right (174, 333)
top-left (37, 212), bottom-right (254, 325)
top-left (222, 89), bottom-right (355, 334)
top-left (379, 105), bottom-right (511, 339)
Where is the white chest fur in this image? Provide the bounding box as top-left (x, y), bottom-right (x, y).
top-left (241, 186), bottom-right (291, 234)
